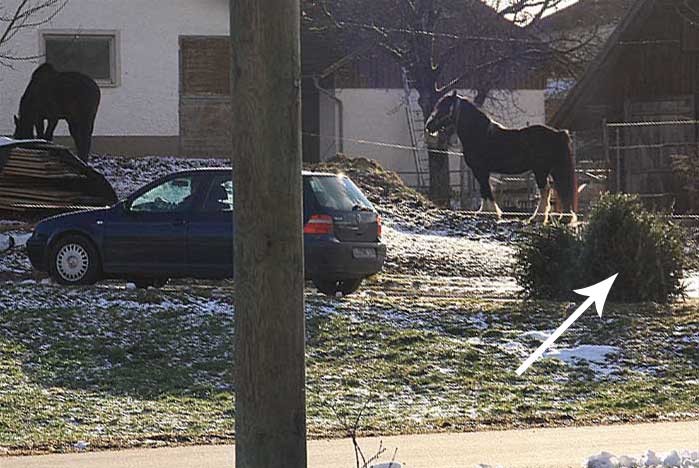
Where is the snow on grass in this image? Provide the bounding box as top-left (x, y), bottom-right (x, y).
top-left (1, 281), bottom-right (698, 454)
top-left (507, 330), bottom-right (622, 378)
top-left (382, 225), bottom-right (516, 278)
top-left (0, 233), bottom-right (11, 251)
top-left (0, 231), bottom-right (33, 279)
top-left (546, 345), bottom-right (621, 377)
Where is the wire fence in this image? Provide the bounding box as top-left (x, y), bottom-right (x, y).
top-left (307, 118), bottom-right (699, 217)
top-left (602, 119), bottom-right (699, 213)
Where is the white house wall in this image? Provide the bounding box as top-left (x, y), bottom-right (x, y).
top-left (327, 88), bottom-right (546, 188)
top-left (0, 0), bottom-right (229, 139)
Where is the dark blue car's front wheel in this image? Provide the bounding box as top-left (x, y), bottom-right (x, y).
top-left (49, 235), bottom-right (101, 286)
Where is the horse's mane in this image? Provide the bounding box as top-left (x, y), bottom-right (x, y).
top-left (458, 96), bottom-right (491, 134)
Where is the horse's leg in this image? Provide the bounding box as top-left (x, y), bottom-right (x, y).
top-left (85, 119), bottom-right (96, 161)
top-left (68, 121), bottom-right (87, 162)
top-left (541, 187), bottom-right (552, 225)
top-left (35, 119), bottom-right (45, 139)
top-left (550, 133), bottom-right (578, 224)
top-left (474, 170), bottom-right (502, 219)
top-left (528, 172), bottom-right (552, 224)
top-left (45, 119), bottom-right (58, 141)
top-left (82, 124), bottom-right (93, 163)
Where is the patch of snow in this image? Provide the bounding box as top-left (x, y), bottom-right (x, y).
top-left (0, 234), bottom-right (13, 251)
top-left (586, 449), bottom-right (699, 468)
top-left (505, 330), bottom-right (622, 377)
top-left (74, 441), bottom-right (89, 450)
top-left (520, 330), bottom-right (553, 341)
top-left (382, 225), bottom-right (516, 278)
top-left (12, 233), bottom-right (31, 247)
top-left (0, 229), bottom-right (34, 278)
top-left (545, 345), bottom-right (621, 377)
top-left (470, 312), bottom-right (490, 331)
top-left (586, 452), bottom-right (618, 468)
top-left (545, 344), bottom-right (619, 364)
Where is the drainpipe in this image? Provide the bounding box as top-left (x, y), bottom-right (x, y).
top-left (313, 76), bottom-right (344, 155)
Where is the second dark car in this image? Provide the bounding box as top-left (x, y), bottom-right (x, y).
top-left (26, 169), bottom-right (386, 296)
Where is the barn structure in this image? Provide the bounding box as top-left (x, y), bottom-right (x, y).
top-left (537, 0), bottom-right (635, 121)
top-left (551, 0), bottom-right (699, 211)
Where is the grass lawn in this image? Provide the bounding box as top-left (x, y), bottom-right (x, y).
top-left (0, 279), bottom-right (697, 454)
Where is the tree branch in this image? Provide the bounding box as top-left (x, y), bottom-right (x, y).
top-left (0, 0), bottom-right (68, 66)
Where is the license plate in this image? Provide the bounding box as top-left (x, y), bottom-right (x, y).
top-left (353, 247), bottom-right (376, 259)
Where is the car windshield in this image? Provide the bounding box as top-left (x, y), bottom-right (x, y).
top-left (307, 175), bottom-right (373, 211)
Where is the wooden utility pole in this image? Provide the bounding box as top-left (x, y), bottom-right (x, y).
top-left (230, 1), bottom-right (306, 467)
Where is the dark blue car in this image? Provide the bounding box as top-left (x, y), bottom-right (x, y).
top-left (26, 168), bottom-right (386, 296)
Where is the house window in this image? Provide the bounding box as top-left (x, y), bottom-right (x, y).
top-left (43, 32), bottom-right (118, 86)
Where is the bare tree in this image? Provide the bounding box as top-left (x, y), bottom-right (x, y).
top-left (0, 0), bottom-right (67, 67)
top-left (304, 0), bottom-right (596, 206)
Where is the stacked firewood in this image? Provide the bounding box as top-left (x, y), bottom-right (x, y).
top-left (0, 146), bottom-right (111, 211)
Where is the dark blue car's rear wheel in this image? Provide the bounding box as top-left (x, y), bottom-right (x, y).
top-left (49, 235), bottom-right (100, 285)
top-left (312, 277), bottom-right (363, 297)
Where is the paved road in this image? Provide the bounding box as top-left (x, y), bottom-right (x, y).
top-left (4, 421), bottom-right (697, 468)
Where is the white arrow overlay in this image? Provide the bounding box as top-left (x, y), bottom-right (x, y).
top-left (516, 273), bottom-right (619, 376)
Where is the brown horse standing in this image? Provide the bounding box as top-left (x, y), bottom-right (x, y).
top-left (426, 91), bottom-right (578, 224)
top-left (13, 63), bottom-right (100, 162)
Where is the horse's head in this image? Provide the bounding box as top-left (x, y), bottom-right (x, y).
top-left (425, 91), bottom-right (461, 138)
top-left (13, 114), bottom-right (34, 139)
top-left (426, 92), bottom-right (491, 145)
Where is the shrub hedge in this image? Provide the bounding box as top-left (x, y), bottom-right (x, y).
top-left (514, 194), bottom-right (686, 303)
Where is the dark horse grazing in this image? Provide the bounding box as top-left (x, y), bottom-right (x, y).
top-left (425, 91), bottom-right (577, 223)
top-left (13, 63), bottom-right (100, 162)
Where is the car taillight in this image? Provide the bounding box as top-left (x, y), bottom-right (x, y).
top-left (377, 215), bottom-right (382, 239)
top-left (304, 214), bottom-right (333, 235)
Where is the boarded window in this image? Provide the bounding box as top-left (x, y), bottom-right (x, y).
top-left (180, 37), bottom-right (231, 96)
top-left (179, 36), bottom-right (232, 156)
top-left (44, 34), bottom-right (117, 85)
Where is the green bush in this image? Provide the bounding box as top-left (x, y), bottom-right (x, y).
top-left (515, 194), bottom-right (686, 303)
top-left (514, 225), bottom-right (582, 300)
top-left (581, 194), bottom-right (685, 302)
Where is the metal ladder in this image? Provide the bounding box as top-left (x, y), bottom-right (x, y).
top-left (402, 68), bottom-right (430, 191)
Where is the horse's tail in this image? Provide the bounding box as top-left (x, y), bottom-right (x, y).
top-left (551, 130), bottom-right (578, 213)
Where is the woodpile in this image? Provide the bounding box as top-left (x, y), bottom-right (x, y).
top-left (0, 141), bottom-right (117, 212)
